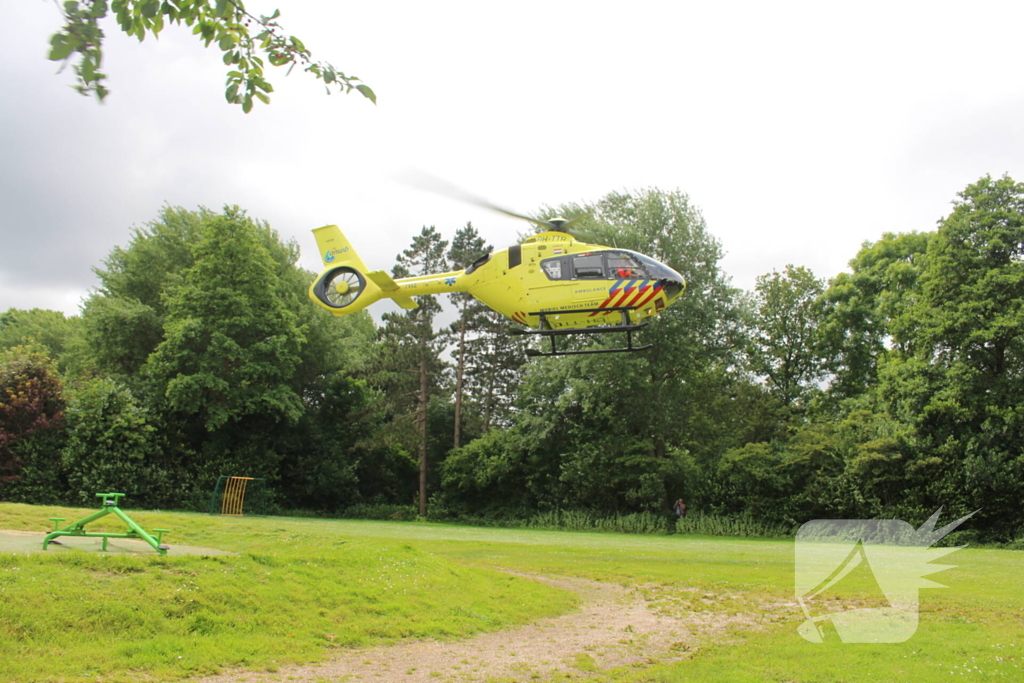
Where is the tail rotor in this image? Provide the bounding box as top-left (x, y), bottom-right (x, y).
top-left (316, 266), bottom-right (365, 309)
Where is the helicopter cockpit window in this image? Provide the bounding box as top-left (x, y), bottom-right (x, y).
top-left (606, 254), bottom-right (648, 280)
top-left (541, 252), bottom-right (652, 281)
top-left (573, 254), bottom-right (605, 278)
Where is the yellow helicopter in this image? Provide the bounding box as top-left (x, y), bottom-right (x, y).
top-left (307, 207), bottom-right (686, 357)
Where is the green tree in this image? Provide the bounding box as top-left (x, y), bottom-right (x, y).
top-left (0, 309), bottom-right (83, 372)
top-left (746, 264), bottom-right (827, 408)
top-left (716, 401), bottom-right (925, 525)
top-left (441, 427), bottom-right (533, 514)
top-left (84, 204), bottom-right (371, 385)
top-left (920, 174), bottom-right (1024, 376)
top-left (76, 204), bottom-right (375, 508)
top-left (277, 374), bottom-right (413, 512)
top-left (49, 0), bottom-right (374, 111)
top-left (144, 209), bottom-right (305, 482)
top-left (375, 226), bottom-right (450, 514)
top-left (819, 232), bottom-right (932, 398)
top-left (81, 205), bottom-right (209, 380)
top-left (462, 309), bottom-right (524, 435)
top-left (444, 224), bottom-right (523, 444)
top-left (891, 174), bottom-right (1024, 536)
top-left (61, 378), bottom-right (161, 505)
top-left (0, 347), bottom-right (67, 502)
top-left (447, 223), bottom-right (490, 449)
top-left (80, 296), bottom-right (165, 380)
top-left (573, 189), bottom-right (746, 468)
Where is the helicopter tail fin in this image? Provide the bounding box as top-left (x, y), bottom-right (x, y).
top-left (308, 226), bottom-right (418, 314)
top-left (313, 225), bottom-right (369, 272)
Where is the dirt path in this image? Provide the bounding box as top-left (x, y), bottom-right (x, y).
top-left (197, 575), bottom-right (705, 683)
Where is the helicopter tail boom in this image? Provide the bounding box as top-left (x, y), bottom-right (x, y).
top-left (365, 271), bottom-right (418, 309)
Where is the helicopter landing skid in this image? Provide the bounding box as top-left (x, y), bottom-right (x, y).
top-left (512, 308), bottom-right (653, 357)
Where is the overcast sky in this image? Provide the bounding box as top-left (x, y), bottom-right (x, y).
top-left (3, 0), bottom-right (1023, 318)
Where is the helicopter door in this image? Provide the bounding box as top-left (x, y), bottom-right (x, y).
top-left (528, 254), bottom-right (570, 313)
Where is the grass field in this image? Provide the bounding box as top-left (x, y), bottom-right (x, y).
top-left (1, 503), bottom-right (1022, 682)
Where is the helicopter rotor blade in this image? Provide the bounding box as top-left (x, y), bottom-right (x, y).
top-left (397, 170), bottom-right (573, 233)
top-left (557, 216), bottom-right (600, 243)
top-left (475, 200), bottom-right (552, 229)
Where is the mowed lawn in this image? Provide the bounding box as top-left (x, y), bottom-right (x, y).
top-left (1, 504), bottom-right (1022, 682)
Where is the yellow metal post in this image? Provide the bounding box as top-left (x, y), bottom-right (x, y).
top-left (220, 477), bottom-right (253, 516)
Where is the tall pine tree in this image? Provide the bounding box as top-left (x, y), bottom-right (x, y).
top-left (375, 226), bottom-right (450, 514)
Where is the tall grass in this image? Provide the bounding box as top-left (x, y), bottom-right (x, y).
top-left (415, 509), bottom-right (673, 535)
top-left (283, 504), bottom-right (801, 539)
top-left (526, 510), bottom-right (670, 534)
top-left (277, 503), bottom-right (419, 521)
top-left (675, 510), bottom-right (796, 538)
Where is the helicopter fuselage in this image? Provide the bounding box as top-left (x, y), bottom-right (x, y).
top-left (309, 227), bottom-right (686, 331)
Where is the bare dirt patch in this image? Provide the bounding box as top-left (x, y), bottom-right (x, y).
top-left (195, 575), bottom-right (735, 683)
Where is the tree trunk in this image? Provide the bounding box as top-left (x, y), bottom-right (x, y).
top-left (418, 356), bottom-right (428, 516)
top-left (483, 348), bottom-right (495, 435)
top-left (453, 313), bottom-right (467, 449)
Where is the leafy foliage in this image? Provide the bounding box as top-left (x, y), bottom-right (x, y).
top-left (277, 375), bottom-right (414, 512)
top-left (0, 347), bottom-right (66, 498)
top-left (12, 205), bottom-right (378, 509)
top-left (819, 231), bottom-right (932, 397)
top-left (146, 211), bottom-right (305, 431)
top-left (746, 265), bottom-right (827, 407)
top-left (48, 0), bottom-right (375, 111)
top-left (61, 378), bottom-right (159, 504)
top-left (885, 174), bottom-right (1024, 536)
top-left (143, 210), bottom-right (306, 486)
top-left (80, 205), bottom-right (209, 380)
top-left (0, 310), bottom-right (82, 369)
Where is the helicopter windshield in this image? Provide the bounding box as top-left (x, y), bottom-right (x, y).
top-left (624, 251), bottom-right (684, 283)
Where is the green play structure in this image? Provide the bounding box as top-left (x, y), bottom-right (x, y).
top-left (43, 493), bottom-right (170, 555)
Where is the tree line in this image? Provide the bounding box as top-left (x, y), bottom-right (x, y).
top-left (1, 175), bottom-right (1022, 543)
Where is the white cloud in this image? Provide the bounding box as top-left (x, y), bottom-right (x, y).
top-left (2, 0), bottom-right (1023, 314)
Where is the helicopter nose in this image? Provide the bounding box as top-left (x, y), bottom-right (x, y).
top-left (662, 278), bottom-right (685, 300)
top-left (659, 264), bottom-right (686, 300)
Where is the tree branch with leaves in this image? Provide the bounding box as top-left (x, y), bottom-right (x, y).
top-left (48, 0), bottom-right (375, 112)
